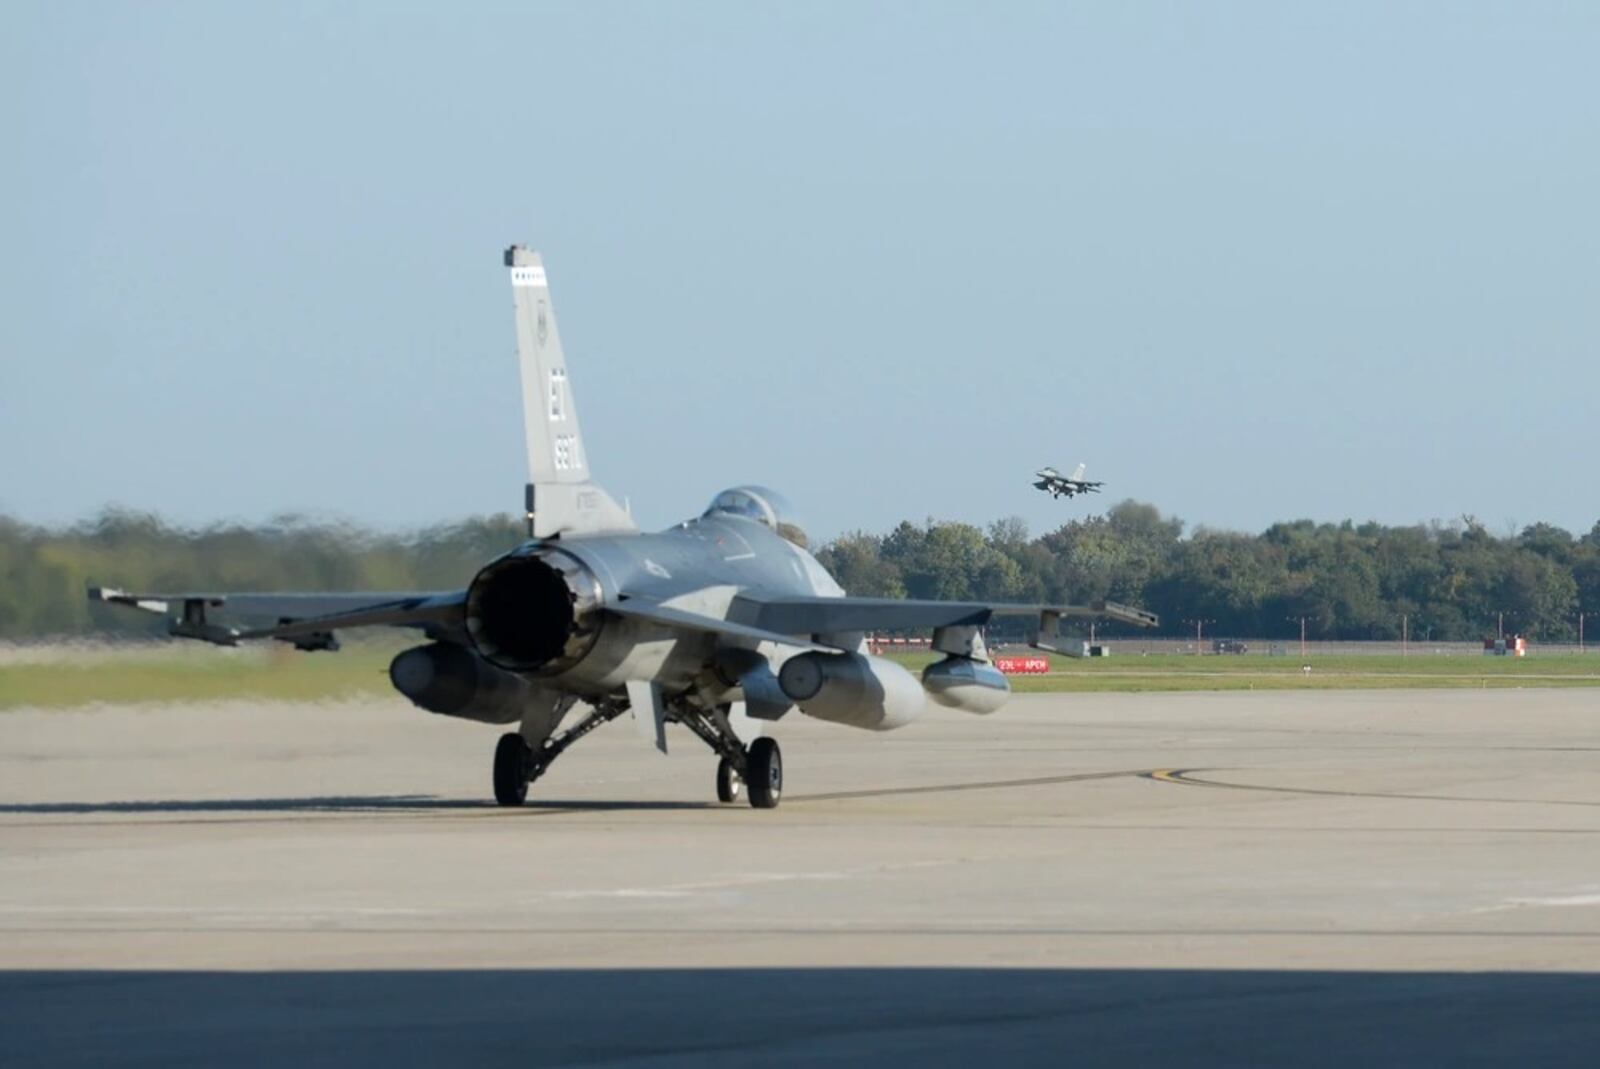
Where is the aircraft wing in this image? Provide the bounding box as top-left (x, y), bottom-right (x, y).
top-left (607, 594), bottom-right (1155, 655)
top-left (89, 587), bottom-right (465, 649)
top-left (91, 584), bottom-right (1156, 656)
top-left (729, 595), bottom-right (1158, 638)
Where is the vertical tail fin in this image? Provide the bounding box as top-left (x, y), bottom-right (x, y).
top-left (506, 246), bottom-right (635, 538)
top-left (1069, 462), bottom-right (1087, 482)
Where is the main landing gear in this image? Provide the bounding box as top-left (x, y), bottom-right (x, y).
top-left (493, 733), bottom-right (533, 806)
top-left (492, 700), bottom-right (627, 807)
top-left (491, 698), bottom-right (783, 810)
top-left (680, 706), bottom-right (782, 810)
top-left (744, 737), bottom-right (783, 809)
top-left (715, 755), bottom-right (742, 803)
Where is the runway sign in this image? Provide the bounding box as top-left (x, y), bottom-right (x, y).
top-left (994, 656), bottom-right (1050, 675)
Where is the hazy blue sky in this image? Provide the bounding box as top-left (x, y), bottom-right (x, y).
top-left (3, 2), bottom-right (1596, 540)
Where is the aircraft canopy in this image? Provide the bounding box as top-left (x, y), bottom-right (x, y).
top-left (702, 486), bottom-right (808, 549)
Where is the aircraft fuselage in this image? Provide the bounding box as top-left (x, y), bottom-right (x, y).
top-left (467, 513), bottom-right (841, 698)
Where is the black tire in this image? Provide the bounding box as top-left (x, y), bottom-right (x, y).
top-left (493, 732), bottom-right (531, 807)
top-left (715, 756), bottom-right (743, 803)
top-left (746, 737), bottom-right (782, 809)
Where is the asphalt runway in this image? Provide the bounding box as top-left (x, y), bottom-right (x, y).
top-left (3, 689), bottom-right (1599, 1066)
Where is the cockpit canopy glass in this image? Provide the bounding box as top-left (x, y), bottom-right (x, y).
top-left (702, 485), bottom-right (808, 548)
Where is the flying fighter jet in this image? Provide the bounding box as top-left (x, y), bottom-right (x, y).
top-left (92, 247), bottom-right (1156, 810)
top-left (1033, 463), bottom-right (1103, 499)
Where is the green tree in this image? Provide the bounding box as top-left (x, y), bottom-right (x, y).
top-left (815, 532), bottom-right (905, 597)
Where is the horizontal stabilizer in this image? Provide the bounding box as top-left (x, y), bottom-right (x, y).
top-left (1030, 601), bottom-right (1157, 654)
top-left (1093, 601), bottom-right (1160, 629)
top-left (90, 587), bottom-right (465, 647)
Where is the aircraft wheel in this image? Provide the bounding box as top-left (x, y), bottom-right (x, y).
top-left (746, 737), bottom-right (782, 809)
top-left (715, 756), bottom-right (743, 803)
top-left (493, 732), bottom-right (531, 807)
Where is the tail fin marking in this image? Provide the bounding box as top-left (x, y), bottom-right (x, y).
top-left (506, 246), bottom-right (636, 538)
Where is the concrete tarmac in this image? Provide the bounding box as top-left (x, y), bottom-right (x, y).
top-left (2, 689), bottom-right (1598, 1065)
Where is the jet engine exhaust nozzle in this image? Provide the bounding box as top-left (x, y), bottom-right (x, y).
top-left (464, 550), bottom-right (600, 673)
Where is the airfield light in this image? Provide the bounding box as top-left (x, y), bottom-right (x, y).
top-left (1182, 618), bottom-right (1214, 656)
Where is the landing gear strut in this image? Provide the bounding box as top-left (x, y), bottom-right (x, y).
top-left (491, 700), bottom-right (626, 807)
top-left (680, 706), bottom-right (783, 810)
top-left (493, 697), bottom-right (784, 810)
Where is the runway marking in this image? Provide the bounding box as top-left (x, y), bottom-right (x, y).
top-left (1146, 769), bottom-right (1600, 808)
top-left (543, 860), bottom-right (953, 902)
top-left (1472, 890), bottom-right (1600, 914)
top-left (0, 770), bottom-right (1156, 829)
top-left (795, 768), bottom-right (1153, 803)
top-left (1508, 893), bottom-right (1600, 907)
top-left (17, 762), bottom-right (1594, 830)
top-left (546, 871), bottom-right (852, 901)
top-left (0, 906), bottom-right (430, 917)
top-left (5, 760), bottom-right (1596, 829)
top-left (7, 923), bottom-right (1600, 939)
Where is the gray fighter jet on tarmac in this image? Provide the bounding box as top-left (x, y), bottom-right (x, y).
top-left (93, 247), bottom-right (1156, 809)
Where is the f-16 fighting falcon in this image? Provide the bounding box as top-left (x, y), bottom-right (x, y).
top-left (1033, 463), bottom-right (1103, 499)
top-left (92, 247), bottom-right (1156, 809)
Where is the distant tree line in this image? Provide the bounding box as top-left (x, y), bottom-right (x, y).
top-left (0, 510), bottom-right (527, 639)
top-left (3, 504), bottom-right (1598, 642)
top-left (819, 503), bottom-right (1600, 644)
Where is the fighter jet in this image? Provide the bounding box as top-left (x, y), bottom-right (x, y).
top-left (1033, 463), bottom-right (1103, 499)
top-left (92, 247), bottom-right (1156, 810)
